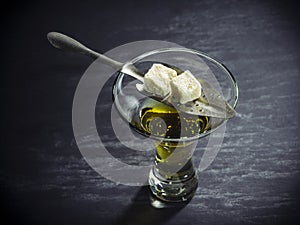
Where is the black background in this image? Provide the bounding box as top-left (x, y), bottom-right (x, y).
top-left (1, 0), bottom-right (300, 224)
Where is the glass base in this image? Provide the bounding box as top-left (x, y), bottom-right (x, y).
top-left (148, 167), bottom-right (198, 203)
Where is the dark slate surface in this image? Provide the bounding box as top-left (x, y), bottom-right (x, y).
top-left (1, 0), bottom-right (300, 224)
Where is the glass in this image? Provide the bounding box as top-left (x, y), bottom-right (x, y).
top-left (113, 48), bottom-right (238, 202)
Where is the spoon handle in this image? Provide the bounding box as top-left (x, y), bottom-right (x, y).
top-left (47, 32), bottom-right (123, 70)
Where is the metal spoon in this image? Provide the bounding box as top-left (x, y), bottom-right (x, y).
top-left (47, 32), bottom-right (235, 118)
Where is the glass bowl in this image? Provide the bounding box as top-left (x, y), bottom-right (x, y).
top-left (113, 48), bottom-right (238, 140)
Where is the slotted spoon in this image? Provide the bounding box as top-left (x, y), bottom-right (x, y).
top-left (47, 32), bottom-right (235, 119)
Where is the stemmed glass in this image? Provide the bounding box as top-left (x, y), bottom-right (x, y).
top-left (113, 48), bottom-right (238, 203)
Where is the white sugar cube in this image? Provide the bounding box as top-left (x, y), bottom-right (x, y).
top-left (170, 70), bottom-right (202, 104)
top-left (143, 64), bottom-right (177, 97)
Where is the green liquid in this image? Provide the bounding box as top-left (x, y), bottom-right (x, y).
top-left (131, 99), bottom-right (210, 178)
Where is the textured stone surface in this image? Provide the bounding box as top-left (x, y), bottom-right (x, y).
top-left (1, 0), bottom-right (300, 224)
